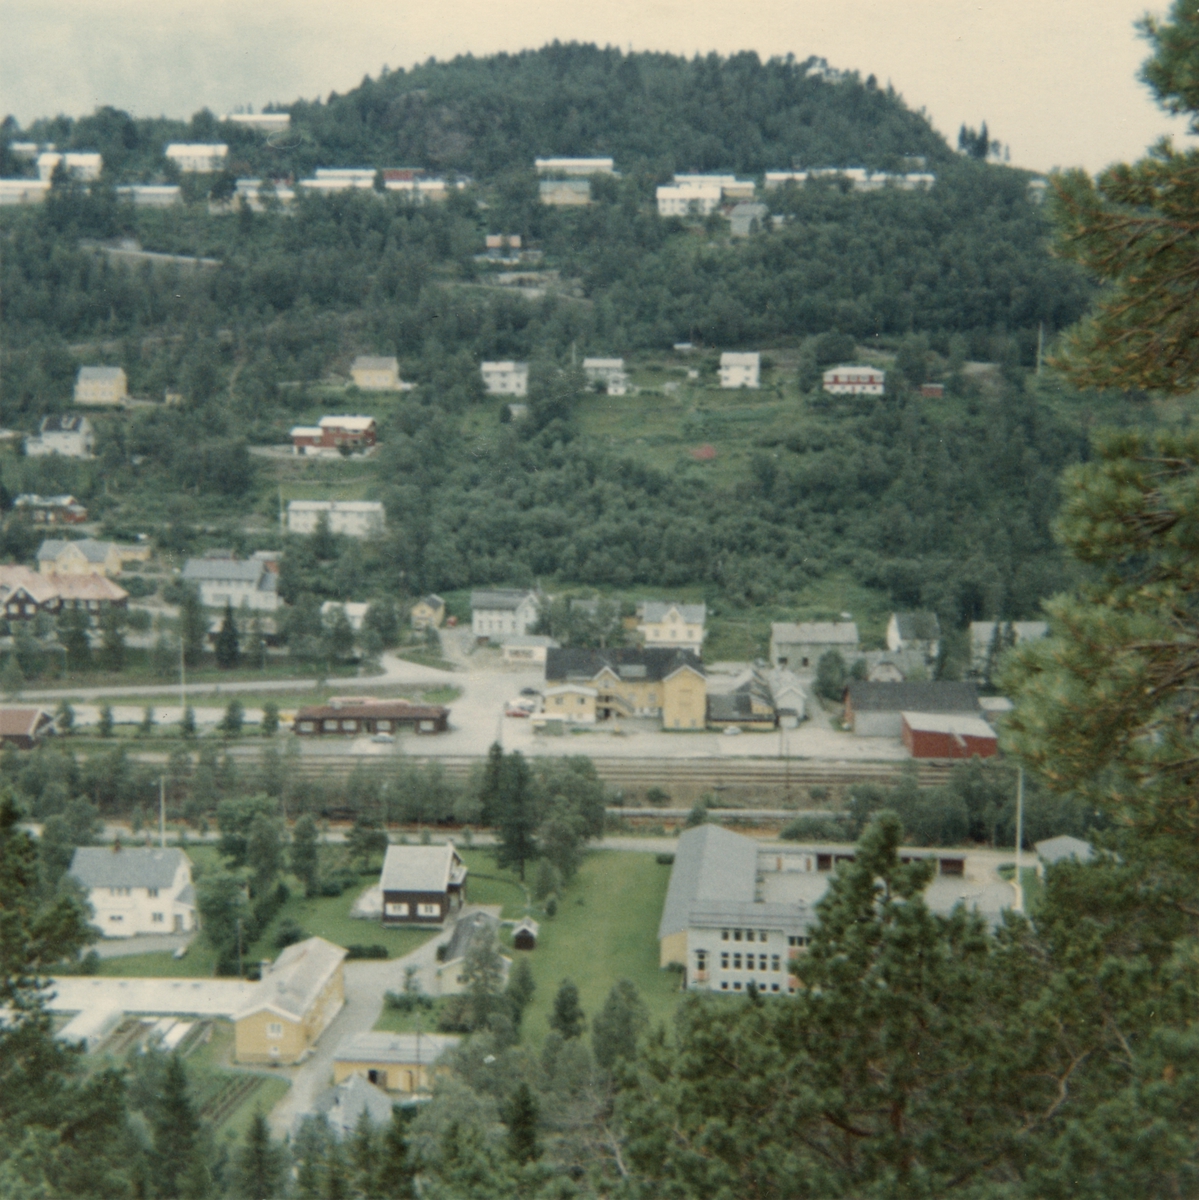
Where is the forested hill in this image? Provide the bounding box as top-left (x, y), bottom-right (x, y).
top-left (297, 46), bottom-right (950, 178)
top-left (10, 45), bottom-right (952, 184)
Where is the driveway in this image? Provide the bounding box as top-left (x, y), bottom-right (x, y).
top-left (89, 933), bottom-right (194, 959)
top-left (266, 923), bottom-right (453, 1138)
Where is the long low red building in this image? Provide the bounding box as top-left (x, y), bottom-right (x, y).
top-left (294, 698), bottom-right (449, 736)
top-left (901, 711), bottom-right (998, 760)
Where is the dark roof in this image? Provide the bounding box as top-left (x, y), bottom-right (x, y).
top-left (707, 693), bottom-right (761, 720)
top-left (546, 646), bottom-right (704, 683)
top-left (893, 611), bottom-right (941, 641)
top-left (297, 700), bottom-right (448, 722)
top-left (845, 680), bottom-right (980, 714)
top-left (39, 415), bottom-right (91, 434)
top-left (443, 911), bottom-right (499, 963)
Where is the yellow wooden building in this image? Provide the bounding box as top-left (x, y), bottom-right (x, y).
top-left (332, 1031), bottom-right (460, 1094)
top-left (36, 538), bottom-right (150, 578)
top-left (233, 936), bottom-right (347, 1065)
top-left (350, 355), bottom-right (401, 391)
top-left (410, 594), bottom-right (445, 629)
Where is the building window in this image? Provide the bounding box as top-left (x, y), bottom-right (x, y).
top-left (152, 912), bottom-right (164, 923)
top-left (721, 981), bottom-right (728, 990)
top-left (733, 953), bottom-right (742, 970)
top-left (695, 950), bottom-right (707, 971)
top-left (720, 952), bottom-right (729, 970)
top-left (323, 719), bottom-right (339, 731)
top-left (299, 721), bottom-right (315, 732)
top-left (733, 929), bottom-right (742, 941)
top-left (109, 914), bottom-right (123, 922)
top-left (733, 981), bottom-right (742, 990)
top-left (267, 1022), bottom-right (283, 1038)
top-left (385, 902), bottom-right (409, 917)
top-left (759, 955), bottom-right (768, 970)
top-left (418, 903), bottom-right (440, 917)
top-left (721, 930), bottom-right (729, 941)
top-left (771, 983), bottom-right (780, 992)
top-left (341, 720), bottom-right (357, 732)
top-left (772, 955), bottom-right (781, 972)
top-left (147, 888), bottom-right (159, 898)
top-left (759, 931), bottom-right (768, 943)
top-left (746, 930), bottom-right (754, 942)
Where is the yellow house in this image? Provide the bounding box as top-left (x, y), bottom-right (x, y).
top-left (544, 683), bottom-right (597, 722)
top-left (410, 594), bottom-right (445, 629)
top-left (333, 1031), bottom-right (460, 1094)
top-left (36, 538), bottom-right (148, 578)
top-left (544, 647), bottom-right (707, 729)
top-left (351, 355), bottom-right (401, 391)
top-left (638, 601), bottom-right (707, 654)
top-left (233, 936), bottom-right (347, 1065)
top-left (74, 366), bottom-right (127, 406)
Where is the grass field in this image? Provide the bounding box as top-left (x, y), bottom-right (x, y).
top-left (373, 848), bottom-right (681, 1042)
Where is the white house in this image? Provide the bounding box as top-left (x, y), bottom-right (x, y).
top-left (656, 184), bottom-right (723, 217)
top-left (823, 366), bottom-right (885, 395)
top-left (769, 621), bottom-right (860, 670)
top-left (886, 612), bottom-right (942, 663)
top-left (720, 352), bottom-right (760, 389)
top-left (69, 846), bottom-right (198, 937)
top-left (481, 362), bottom-right (529, 396)
top-left (74, 366), bottom-right (127, 406)
top-left (165, 143), bottom-right (229, 173)
top-left (24, 415), bottom-right (95, 459)
top-left (582, 358), bottom-right (629, 395)
top-left (287, 500), bottom-right (386, 539)
top-left (321, 601), bottom-right (371, 632)
top-left (222, 112), bottom-right (291, 132)
top-left (0, 179), bottom-right (51, 205)
top-left (638, 601), bottom-right (706, 653)
top-left (180, 557), bottom-right (281, 611)
top-left (534, 158), bottom-right (615, 176)
top-left (471, 589), bottom-right (541, 638)
top-left (37, 152), bottom-right (102, 181)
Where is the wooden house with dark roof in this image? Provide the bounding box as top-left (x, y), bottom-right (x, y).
top-left (545, 647), bottom-right (706, 729)
top-left (380, 843), bottom-right (467, 926)
top-left (294, 698), bottom-right (449, 736)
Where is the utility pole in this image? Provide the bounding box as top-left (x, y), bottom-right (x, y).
top-left (1014, 765), bottom-right (1025, 914)
top-left (237, 918), bottom-right (243, 977)
top-left (159, 776), bottom-right (166, 849)
top-left (1036, 323), bottom-right (1045, 377)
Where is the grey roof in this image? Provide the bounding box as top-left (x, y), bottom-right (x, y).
top-left (335, 1031), bottom-right (460, 1066)
top-left (500, 634), bottom-right (559, 648)
top-left (658, 824), bottom-right (760, 940)
top-left (313, 1072), bottom-right (395, 1134)
top-left (846, 680), bottom-right (980, 714)
top-left (69, 846), bottom-right (189, 890)
top-left (471, 589), bottom-right (537, 611)
top-left (181, 558), bottom-right (277, 592)
top-left (707, 692), bottom-right (765, 721)
top-left (893, 611), bottom-right (941, 641)
top-left (236, 936), bottom-right (347, 1022)
top-left (380, 843), bottom-right (465, 894)
top-left (1035, 836), bottom-right (1094, 865)
top-left (546, 646), bottom-right (704, 683)
top-left (38, 538), bottom-right (112, 564)
top-left (442, 910), bottom-right (499, 963)
top-left (641, 601), bottom-right (707, 625)
top-left (771, 621), bottom-right (859, 645)
top-left (77, 366), bottom-right (125, 382)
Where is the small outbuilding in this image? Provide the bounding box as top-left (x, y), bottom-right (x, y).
top-left (901, 711), bottom-right (998, 759)
top-left (0, 706), bottom-right (56, 749)
top-left (333, 1031), bottom-right (460, 1094)
top-left (512, 917), bottom-right (540, 951)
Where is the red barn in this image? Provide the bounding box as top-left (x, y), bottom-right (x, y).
top-left (901, 712), bottom-right (998, 760)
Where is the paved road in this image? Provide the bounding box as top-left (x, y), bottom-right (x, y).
top-left (265, 922), bottom-right (454, 1138)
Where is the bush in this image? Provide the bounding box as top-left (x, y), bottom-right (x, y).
top-left (656, 852), bottom-right (676, 865)
top-left (385, 989), bottom-right (435, 1013)
top-left (346, 944), bottom-right (389, 960)
top-left (121, 576), bottom-right (158, 599)
top-left (274, 918), bottom-right (307, 950)
top-left (781, 815), bottom-right (848, 841)
top-left (646, 787), bottom-right (671, 806)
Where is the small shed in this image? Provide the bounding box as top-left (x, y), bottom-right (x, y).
top-left (512, 917), bottom-right (540, 951)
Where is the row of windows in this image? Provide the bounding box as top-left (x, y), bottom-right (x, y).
top-left (384, 901), bottom-right (442, 917)
top-left (719, 953), bottom-right (782, 972)
top-left (721, 928), bottom-right (770, 943)
top-left (788, 936), bottom-right (811, 948)
top-left (720, 981), bottom-right (795, 994)
top-left (109, 912), bottom-right (166, 922)
top-left (107, 886), bottom-right (160, 897)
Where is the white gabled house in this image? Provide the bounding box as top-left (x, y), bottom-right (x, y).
top-left (181, 556), bottom-right (281, 611)
top-left (719, 352), bottom-right (760, 389)
top-left (481, 362), bottom-right (529, 396)
top-left (823, 366), bottom-right (885, 395)
top-left (69, 846), bottom-right (198, 937)
top-left (470, 589), bottom-right (541, 639)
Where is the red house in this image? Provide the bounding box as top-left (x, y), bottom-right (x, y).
top-left (290, 416), bottom-right (377, 457)
top-left (901, 711), bottom-right (998, 759)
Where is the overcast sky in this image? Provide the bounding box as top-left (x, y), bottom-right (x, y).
top-left (1, 0), bottom-right (1193, 174)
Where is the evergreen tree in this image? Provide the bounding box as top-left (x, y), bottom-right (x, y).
top-left (292, 1116), bottom-right (331, 1200)
top-left (59, 607), bottom-right (91, 672)
top-left (150, 1054), bottom-right (210, 1198)
top-left (179, 584), bottom-right (207, 668)
top-left (261, 698), bottom-right (280, 736)
top-left (349, 1107), bottom-right (378, 1197)
top-left (291, 813), bottom-right (321, 897)
top-left (504, 1082), bottom-right (540, 1163)
top-left (220, 698), bottom-right (245, 738)
top-left (139, 703), bottom-right (155, 736)
top-left (246, 811), bottom-right (283, 899)
top-left (493, 749), bottom-right (538, 881)
top-left (375, 1107), bottom-right (417, 1199)
top-left (180, 704), bottom-right (197, 738)
top-left (99, 606), bottom-right (126, 672)
top-left (97, 702), bottom-right (114, 738)
top-left (54, 699), bottom-right (75, 734)
top-left (231, 1110), bottom-right (287, 1200)
top-left (505, 956), bottom-right (536, 1029)
top-left (214, 600), bottom-right (240, 668)
top-left (478, 741), bottom-right (504, 825)
top-left (549, 978), bottom-right (585, 1040)
top-left (591, 978), bottom-right (648, 1070)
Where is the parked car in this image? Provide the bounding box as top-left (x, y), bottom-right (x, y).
top-left (519, 687), bottom-right (540, 696)
top-left (505, 707), bottom-right (531, 718)
top-left (723, 725), bottom-right (742, 736)
top-left (370, 733), bottom-right (395, 744)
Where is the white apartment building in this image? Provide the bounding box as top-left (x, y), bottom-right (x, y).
top-left (720, 352), bottom-right (760, 389)
top-left (534, 158), bottom-right (615, 175)
top-left (481, 361), bottom-right (529, 396)
top-left (25, 415), bottom-right (94, 459)
top-left (37, 152), bottom-right (102, 181)
top-left (74, 366), bottom-right (128, 406)
top-left (165, 144), bottom-right (229, 173)
top-left (822, 365), bottom-right (885, 395)
top-left (0, 179), bottom-right (50, 205)
top-left (582, 358), bottom-right (629, 395)
top-left (69, 847), bottom-right (198, 937)
top-left (638, 601), bottom-right (706, 652)
top-left (287, 500), bottom-right (386, 539)
top-left (656, 184), bottom-right (723, 217)
top-left (181, 557), bottom-right (281, 611)
top-left (222, 112), bottom-right (291, 132)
